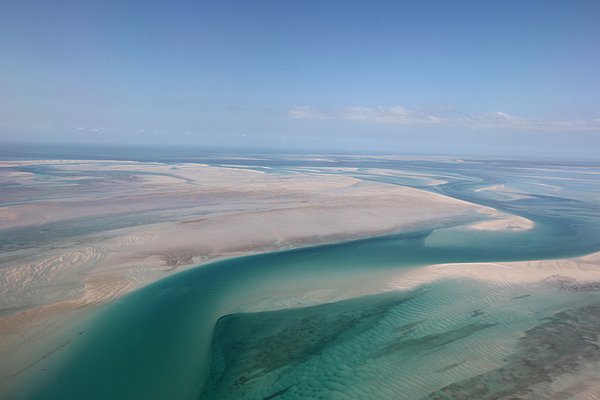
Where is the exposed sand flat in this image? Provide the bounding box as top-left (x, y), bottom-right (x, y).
top-left (474, 184), bottom-right (505, 192)
top-left (389, 251), bottom-right (600, 292)
top-left (298, 166), bottom-right (450, 186)
top-left (0, 161), bottom-right (522, 311)
top-left (0, 209), bottom-right (19, 222)
top-left (0, 160), bottom-right (532, 393)
top-left (465, 213), bottom-right (534, 231)
top-left (0, 163), bottom-right (496, 309)
top-left (472, 183), bottom-right (534, 201)
top-left (231, 252), bottom-right (600, 317)
top-left (0, 159), bottom-right (142, 167)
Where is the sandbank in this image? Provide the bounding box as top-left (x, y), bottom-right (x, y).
top-left (0, 160), bottom-right (533, 394)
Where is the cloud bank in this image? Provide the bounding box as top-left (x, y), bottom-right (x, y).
top-left (289, 105), bottom-right (600, 132)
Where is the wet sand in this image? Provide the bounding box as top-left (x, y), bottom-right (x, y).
top-left (389, 251), bottom-right (600, 292)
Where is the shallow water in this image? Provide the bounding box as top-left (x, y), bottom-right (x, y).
top-left (205, 281), bottom-right (599, 399)
top-left (11, 156), bottom-right (600, 400)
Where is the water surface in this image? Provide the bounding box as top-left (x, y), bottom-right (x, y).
top-left (12, 156), bottom-right (600, 400)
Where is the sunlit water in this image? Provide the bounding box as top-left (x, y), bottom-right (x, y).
top-left (6, 155), bottom-right (600, 400)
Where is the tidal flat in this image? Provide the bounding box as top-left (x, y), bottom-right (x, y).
top-left (1, 155), bottom-right (599, 399)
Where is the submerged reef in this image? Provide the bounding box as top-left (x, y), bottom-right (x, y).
top-left (202, 292), bottom-right (600, 400)
top-left (202, 293), bottom-right (419, 399)
top-left (426, 304), bottom-right (600, 399)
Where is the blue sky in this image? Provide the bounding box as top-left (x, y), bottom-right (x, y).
top-left (1, 0), bottom-right (600, 157)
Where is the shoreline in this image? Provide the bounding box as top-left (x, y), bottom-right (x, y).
top-left (0, 159), bottom-right (556, 398)
top-left (7, 245), bottom-right (599, 400)
top-left (388, 251), bottom-right (600, 293)
top-left (1, 160), bottom-right (526, 395)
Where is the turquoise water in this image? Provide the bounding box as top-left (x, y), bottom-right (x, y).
top-left (204, 281), bottom-right (598, 399)
top-left (13, 157), bottom-right (600, 400)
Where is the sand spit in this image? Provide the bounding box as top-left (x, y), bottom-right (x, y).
top-left (202, 252), bottom-right (600, 400)
top-left (389, 251), bottom-right (600, 292)
top-left (466, 212), bottom-right (534, 232)
top-left (0, 161), bottom-right (511, 310)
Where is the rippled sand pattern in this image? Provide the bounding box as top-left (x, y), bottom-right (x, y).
top-left (203, 280), bottom-right (599, 400)
top-left (427, 303), bottom-right (600, 400)
top-left (1, 157), bottom-right (599, 400)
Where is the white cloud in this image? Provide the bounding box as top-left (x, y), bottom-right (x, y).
top-left (72, 126), bottom-right (106, 134)
top-left (289, 105), bottom-right (600, 132)
top-left (289, 105), bottom-right (440, 124)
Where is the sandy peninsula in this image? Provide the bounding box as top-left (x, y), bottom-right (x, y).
top-left (389, 251), bottom-right (600, 293)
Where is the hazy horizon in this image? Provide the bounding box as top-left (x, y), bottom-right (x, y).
top-left (3, 140), bottom-right (600, 162)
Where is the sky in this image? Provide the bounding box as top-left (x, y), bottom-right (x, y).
top-left (1, 0), bottom-right (600, 158)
